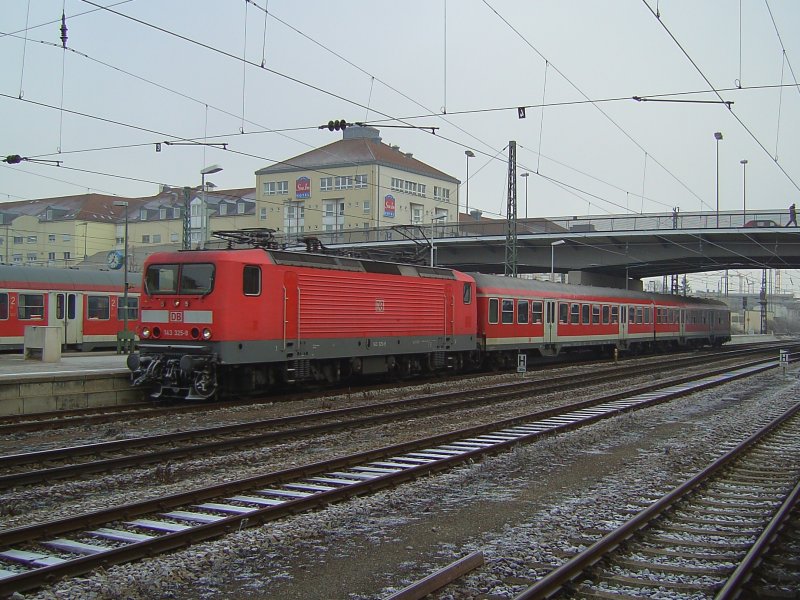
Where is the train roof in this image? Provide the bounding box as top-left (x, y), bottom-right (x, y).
top-left (0, 265), bottom-right (126, 288)
top-left (469, 272), bottom-right (729, 307)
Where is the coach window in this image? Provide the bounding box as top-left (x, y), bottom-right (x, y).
top-left (57, 294), bottom-right (65, 320)
top-left (645, 307), bottom-right (652, 324)
top-left (581, 304), bottom-right (590, 325)
top-left (559, 303), bottom-right (569, 324)
top-left (611, 306), bottom-right (619, 324)
top-left (592, 305), bottom-right (600, 324)
top-left (18, 293), bottom-right (44, 320)
top-left (463, 283), bottom-right (472, 304)
top-left (532, 301), bottom-right (543, 324)
top-left (501, 299), bottom-right (515, 324)
top-left (488, 298), bottom-right (499, 324)
top-left (517, 300), bottom-right (529, 324)
top-left (118, 296), bottom-right (139, 321)
top-left (602, 305), bottom-right (610, 324)
top-left (635, 307), bottom-right (643, 324)
top-left (570, 303), bottom-right (580, 324)
top-left (243, 265), bottom-right (261, 296)
top-left (87, 296), bottom-right (110, 320)
top-left (0, 293), bottom-right (7, 320)
top-left (628, 306), bottom-right (635, 324)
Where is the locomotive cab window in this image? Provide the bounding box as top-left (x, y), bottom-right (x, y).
top-left (243, 265), bottom-right (261, 296)
top-left (463, 283), bottom-right (472, 304)
top-left (0, 293), bottom-right (7, 320)
top-left (146, 263), bottom-right (215, 295)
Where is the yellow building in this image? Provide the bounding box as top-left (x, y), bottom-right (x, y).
top-left (254, 126), bottom-right (460, 244)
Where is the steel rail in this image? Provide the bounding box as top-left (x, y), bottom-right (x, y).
top-left (513, 400), bottom-right (800, 600)
top-left (0, 361), bottom-right (775, 595)
top-left (0, 356), bottom-right (776, 489)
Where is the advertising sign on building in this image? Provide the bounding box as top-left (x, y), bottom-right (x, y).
top-left (296, 177), bottom-right (311, 199)
top-left (384, 195), bottom-right (396, 218)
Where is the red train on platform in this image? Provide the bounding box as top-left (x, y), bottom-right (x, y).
top-left (0, 265), bottom-right (139, 351)
top-left (127, 230), bottom-right (730, 401)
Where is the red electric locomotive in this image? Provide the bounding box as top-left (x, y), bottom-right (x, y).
top-left (0, 265), bottom-right (140, 351)
top-left (471, 273), bottom-right (730, 368)
top-left (128, 243), bottom-right (477, 400)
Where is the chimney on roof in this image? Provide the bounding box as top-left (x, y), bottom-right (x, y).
top-left (343, 125), bottom-right (381, 142)
top-left (404, 152), bottom-right (413, 158)
top-left (391, 145), bottom-right (400, 151)
top-left (470, 209), bottom-right (483, 220)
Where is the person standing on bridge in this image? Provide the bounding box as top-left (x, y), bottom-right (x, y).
top-left (788, 203), bottom-right (797, 227)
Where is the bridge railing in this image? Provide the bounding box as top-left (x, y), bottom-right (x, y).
top-left (272, 209), bottom-right (793, 248)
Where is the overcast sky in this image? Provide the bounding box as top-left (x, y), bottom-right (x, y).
top-left (2, 1), bottom-right (800, 291)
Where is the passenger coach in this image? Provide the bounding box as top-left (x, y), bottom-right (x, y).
top-left (0, 265), bottom-right (139, 351)
top-left (472, 273), bottom-right (730, 367)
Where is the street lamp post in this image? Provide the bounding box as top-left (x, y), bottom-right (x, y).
top-left (551, 239), bottom-right (566, 282)
top-left (464, 150), bottom-right (475, 217)
top-left (714, 132), bottom-right (723, 227)
top-left (430, 213), bottom-right (448, 267)
top-left (740, 159), bottom-right (748, 225)
top-left (520, 172), bottom-right (529, 219)
top-left (112, 201), bottom-right (129, 339)
top-left (200, 164), bottom-right (223, 244)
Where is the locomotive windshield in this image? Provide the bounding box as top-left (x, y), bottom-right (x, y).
top-left (145, 263), bottom-right (215, 295)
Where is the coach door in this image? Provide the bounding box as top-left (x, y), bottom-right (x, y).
top-left (282, 271), bottom-right (299, 352)
top-left (619, 303), bottom-right (628, 343)
top-left (52, 292), bottom-right (81, 346)
top-left (544, 300), bottom-right (557, 343)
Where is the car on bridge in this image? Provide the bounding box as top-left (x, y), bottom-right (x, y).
top-left (744, 219), bottom-right (779, 228)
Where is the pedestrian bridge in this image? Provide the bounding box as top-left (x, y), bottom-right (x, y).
top-left (294, 208), bottom-right (800, 288)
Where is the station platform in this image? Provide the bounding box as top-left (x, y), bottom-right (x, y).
top-left (0, 352), bottom-right (143, 417)
top-left (0, 352), bottom-right (130, 382)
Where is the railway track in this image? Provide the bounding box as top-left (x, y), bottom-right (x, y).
top-left (0, 352), bottom-right (780, 489)
top-left (0, 359), bottom-right (780, 595)
top-left (0, 343), bottom-right (790, 435)
top-left (514, 400), bottom-right (800, 600)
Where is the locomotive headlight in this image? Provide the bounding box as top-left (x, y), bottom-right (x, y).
top-left (202, 328), bottom-right (212, 340)
top-left (141, 327), bottom-right (151, 339)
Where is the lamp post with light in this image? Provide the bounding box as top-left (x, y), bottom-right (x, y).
top-left (112, 201), bottom-right (129, 338)
top-left (714, 132), bottom-right (723, 227)
top-left (200, 164), bottom-right (223, 244)
top-left (464, 150), bottom-right (475, 217)
top-left (740, 159), bottom-right (748, 225)
top-left (551, 239), bottom-right (565, 282)
top-left (430, 214), bottom-right (448, 267)
top-left (520, 172), bottom-right (530, 219)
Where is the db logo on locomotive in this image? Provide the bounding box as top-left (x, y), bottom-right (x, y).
top-left (169, 311), bottom-right (183, 322)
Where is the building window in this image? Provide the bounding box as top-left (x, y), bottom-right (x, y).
top-left (238, 203), bottom-right (246, 214)
top-left (142, 235), bottom-right (150, 243)
top-left (355, 174), bottom-right (367, 188)
top-left (219, 203), bottom-right (228, 216)
top-left (48, 234), bottom-right (56, 242)
top-left (26, 253), bottom-right (37, 262)
top-left (260, 207), bottom-right (267, 220)
top-left (363, 200), bottom-right (370, 213)
top-left (264, 180), bottom-right (289, 195)
top-left (277, 181), bottom-right (288, 195)
top-left (48, 252), bottom-right (56, 260)
top-left (12, 254), bottom-right (22, 263)
top-left (27, 236), bottom-right (37, 243)
top-left (320, 177), bottom-right (333, 191)
top-left (170, 233), bottom-right (179, 242)
top-left (434, 186), bottom-right (451, 203)
top-left (63, 252), bottom-right (71, 260)
top-left (153, 234), bottom-right (161, 243)
top-left (334, 176), bottom-right (353, 190)
top-left (62, 234), bottom-right (71, 242)
top-left (160, 208), bottom-right (167, 219)
top-left (13, 236), bottom-right (23, 244)
top-left (140, 209), bottom-right (147, 221)
top-left (410, 204), bottom-right (423, 224)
